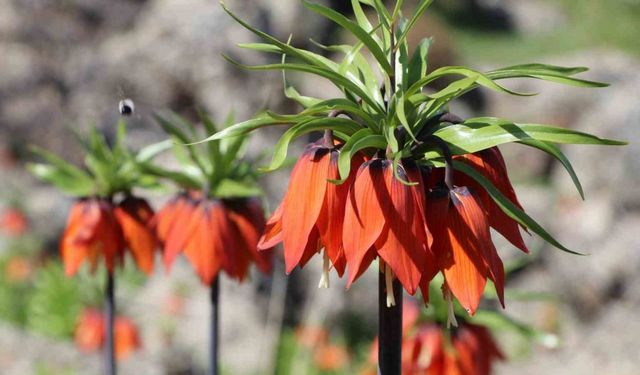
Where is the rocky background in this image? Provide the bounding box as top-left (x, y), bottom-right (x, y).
top-left (0, 0), bottom-right (638, 374)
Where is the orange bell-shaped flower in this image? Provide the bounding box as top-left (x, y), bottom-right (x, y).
top-left (155, 192), bottom-right (272, 284)
top-left (61, 198), bottom-right (124, 276)
top-left (343, 158), bottom-right (437, 298)
top-left (425, 185), bottom-right (504, 314)
top-left (113, 196), bottom-right (157, 275)
top-left (258, 141), bottom-right (363, 283)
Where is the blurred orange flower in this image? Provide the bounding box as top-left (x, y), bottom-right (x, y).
top-left (74, 310), bottom-right (142, 360)
top-left (368, 320), bottom-right (503, 375)
top-left (115, 316), bottom-right (142, 360)
top-left (313, 343), bottom-right (349, 371)
top-left (75, 308), bottom-right (105, 352)
top-left (0, 207), bottom-right (28, 236)
top-left (61, 196), bottom-right (156, 276)
top-left (155, 192), bottom-right (272, 284)
top-left (295, 325), bottom-right (329, 348)
top-left (4, 256), bottom-right (34, 283)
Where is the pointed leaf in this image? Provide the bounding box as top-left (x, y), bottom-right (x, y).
top-left (303, 1), bottom-right (392, 75)
top-left (453, 160), bottom-right (584, 255)
top-left (518, 139), bottom-right (585, 199)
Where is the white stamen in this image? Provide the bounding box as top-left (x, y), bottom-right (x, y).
top-left (445, 289), bottom-right (458, 328)
top-left (317, 250), bottom-right (330, 289)
top-left (385, 264), bottom-right (396, 307)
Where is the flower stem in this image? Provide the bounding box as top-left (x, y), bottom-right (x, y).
top-left (378, 267), bottom-right (403, 375)
top-left (104, 272), bottom-right (116, 375)
top-left (209, 276), bottom-right (220, 375)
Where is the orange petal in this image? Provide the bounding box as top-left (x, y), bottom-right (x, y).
top-left (281, 146), bottom-right (331, 270)
top-left (344, 159), bottom-right (387, 287)
top-left (215, 203), bottom-right (251, 281)
top-left (445, 188), bottom-right (491, 315)
top-left (316, 151), bottom-right (363, 276)
top-left (375, 161), bottom-right (428, 294)
top-left (289, 225), bottom-right (321, 273)
top-left (182, 203), bottom-right (219, 284)
top-left (457, 148), bottom-right (528, 253)
top-left (114, 197), bottom-right (157, 275)
top-left (95, 201), bottom-right (125, 273)
top-left (258, 201), bottom-right (284, 250)
top-left (163, 196), bottom-right (199, 270)
top-left (227, 198), bottom-right (273, 274)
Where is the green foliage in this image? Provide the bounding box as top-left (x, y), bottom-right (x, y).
top-left (145, 112), bottom-right (264, 199)
top-left (28, 121), bottom-right (162, 198)
top-left (210, 0), bottom-right (626, 257)
top-left (27, 262), bottom-right (82, 339)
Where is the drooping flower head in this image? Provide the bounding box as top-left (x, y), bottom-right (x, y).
top-left (146, 113), bottom-right (272, 284)
top-left (206, 1), bottom-right (624, 311)
top-left (365, 299), bottom-right (505, 375)
top-left (258, 138), bottom-right (365, 286)
top-left (29, 123), bottom-right (161, 276)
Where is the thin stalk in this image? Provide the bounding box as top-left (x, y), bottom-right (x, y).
top-left (209, 276), bottom-right (220, 375)
top-left (378, 270), bottom-right (403, 375)
top-left (377, 20), bottom-right (403, 375)
top-left (104, 272), bottom-right (116, 375)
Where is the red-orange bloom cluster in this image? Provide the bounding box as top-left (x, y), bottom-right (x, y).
top-left (366, 318), bottom-right (503, 375)
top-left (258, 142), bottom-right (362, 280)
top-left (60, 197), bottom-right (157, 276)
top-left (154, 192), bottom-right (272, 284)
top-left (74, 309), bottom-right (142, 360)
top-left (261, 142), bottom-right (524, 311)
top-left (423, 146), bottom-right (526, 313)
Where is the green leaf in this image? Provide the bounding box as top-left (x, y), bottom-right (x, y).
top-left (303, 1), bottom-right (392, 75)
top-left (212, 178), bottom-right (262, 198)
top-left (487, 69), bottom-right (608, 88)
top-left (284, 85), bottom-right (322, 108)
top-left (407, 38), bottom-right (432, 88)
top-left (222, 55), bottom-right (383, 111)
top-left (195, 114), bottom-right (291, 143)
top-left (491, 63), bottom-right (589, 76)
top-left (27, 163), bottom-right (95, 197)
top-left (138, 162), bottom-right (201, 189)
top-left (335, 130), bottom-right (386, 182)
top-left (223, 4), bottom-right (339, 72)
top-left (135, 140), bottom-right (173, 162)
top-left (453, 160), bottom-right (583, 255)
top-left (518, 139), bottom-right (585, 200)
top-left (409, 66), bottom-right (534, 97)
top-left (428, 117), bottom-right (626, 156)
top-left (262, 117), bottom-right (362, 172)
top-left (394, 93), bottom-right (418, 142)
top-left (395, 0), bottom-right (434, 48)
top-left (30, 146), bottom-right (93, 182)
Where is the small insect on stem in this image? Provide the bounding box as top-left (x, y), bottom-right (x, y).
top-left (119, 99), bottom-right (135, 116)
